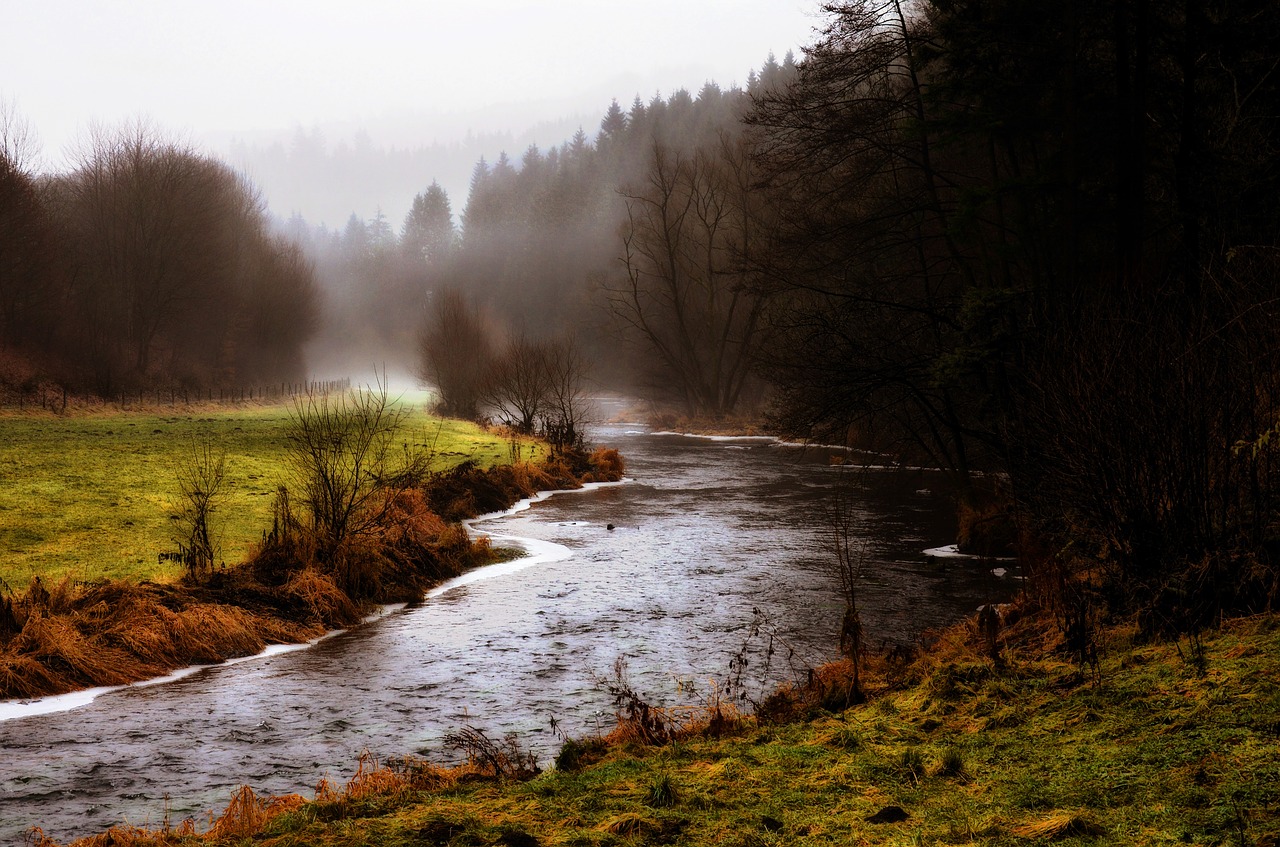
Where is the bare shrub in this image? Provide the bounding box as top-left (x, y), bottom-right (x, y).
top-left (443, 726), bottom-right (540, 780)
top-left (281, 382), bottom-right (415, 596)
top-left (828, 486), bottom-right (868, 705)
top-left (484, 334), bottom-right (553, 433)
top-left (172, 438), bottom-right (227, 583)
top-left (539, 337), bottom-right (593, 453)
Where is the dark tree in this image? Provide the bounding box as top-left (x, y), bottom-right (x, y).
top-left (401, 181), bottom-right (455, 266)
top-left (612, 138), bottom-right (769, 419)
top-left (417, 288), bottom-right (494, 420)
top-left (49, 120), bottom-right (318, 391)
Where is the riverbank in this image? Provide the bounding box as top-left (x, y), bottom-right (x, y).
top-left (0, 402), bottom-right (531, 590)
top-left (0, 401), bottom-right (626, 701)
top-left (34, 606), bottom-right (1280, 846)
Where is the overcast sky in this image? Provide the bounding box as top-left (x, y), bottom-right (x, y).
top-left (4, 0), bottom-right (820, 168)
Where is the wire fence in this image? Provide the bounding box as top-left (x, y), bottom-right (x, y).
top-left (9, 378), bottom-right (352, 412)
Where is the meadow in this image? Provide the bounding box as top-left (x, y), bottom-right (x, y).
top-left (0, 394), bottom-right (532, 591)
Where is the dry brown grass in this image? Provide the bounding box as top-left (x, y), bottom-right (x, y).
top-left (13, 610), bottom-right (140, 688)
top-left (343, 751), bottom-right (414, 800)
top-left (586, 447), bottom-right (626, 481)
top-left (0, 579), bottom-right (329, 699)
top-left (601, 699), bottom-right (746, 747)
top-left (281, 569), bottom-right (359, 625)
top-left (205, 786), bottom-right (307, 840)
top-left (1012, 812), bottom-right (1106, 840)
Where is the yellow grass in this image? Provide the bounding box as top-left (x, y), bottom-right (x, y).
top-left (0, 400), bottom-right (531, 591)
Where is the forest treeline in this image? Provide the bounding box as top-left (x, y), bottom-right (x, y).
top-left (0, 120), bottom-right (318, 394)
top-left (281, 52), bottom-right (798, 399)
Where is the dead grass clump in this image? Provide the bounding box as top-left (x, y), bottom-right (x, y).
top-left (99, 595), bottom-right (184, 668)
top-left (43, 576), bottom-right (80, 613)
top-left (1012, 812), bottom-right (1106, 840)
top-left (445, 726), bottom-right (541, 780)
top-left (754, 686), bottom-right (803, 724)
top-left (587, 447), bottom-right (626, 481)
top-left (0, 651), bottom-right (67, 699)
top-left (206, 785), bottom-right (305, 840)
top-left (281, 568), bottom-right (359, 626)
top-left (206, 788), bottom-right (268, 844)
top-left (313, 775), bottom-right (341, 804)
top-left (344, 751), bottom-right (414, 800)
top-left (20, 575), bottom-right (52, 612)
top-left (381, 489), bottom-right (449, 547)
top-left (173, 604), bottom-right (268, 663)
top-left (64, 823), bottom-right (172, 846)
top-left (13, 610), bottom-right (138, 688)
top-left (599, 812), bottom-right (657, 837)
top-left (601, 691), bottom-right (743, 747)
top-left (806, 657), bottom-right (866, 710)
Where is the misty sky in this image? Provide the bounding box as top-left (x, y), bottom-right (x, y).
top-left (4, 0), bottom-right (818, 168)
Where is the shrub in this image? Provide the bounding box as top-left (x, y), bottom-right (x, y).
top-left (554, 737), bottom-right (607, 773)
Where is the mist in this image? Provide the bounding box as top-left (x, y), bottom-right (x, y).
top-left (269, 56), bottom-right (797, 411)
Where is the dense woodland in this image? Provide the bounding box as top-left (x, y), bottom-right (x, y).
top-left (0, 120), bottom-right (318, 394)
top-left (744, 0), bottom-right (1280, 637)
top-left (3, 0), bottom-right (1280, 636)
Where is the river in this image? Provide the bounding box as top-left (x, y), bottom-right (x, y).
top-left (0, 419), bottom-right (1017, 843)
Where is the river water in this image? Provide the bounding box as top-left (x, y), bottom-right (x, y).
top-left (0, 420), bottom-right (1017, 843)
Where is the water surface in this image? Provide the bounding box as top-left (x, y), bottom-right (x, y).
top-left (0, 422), bottom-right (1016, 842)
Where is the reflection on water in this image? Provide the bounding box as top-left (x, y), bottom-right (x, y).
top-left (0, 420), bottom-right (1017, 843)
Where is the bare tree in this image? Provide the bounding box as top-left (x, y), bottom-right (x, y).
top-left (611, 138), bottom-right (768, 418)
top-left (417, 288), bottom-right (494, 419)
top-left (0, 147), bottom-right (58, 351)
top-left (284, 382), bottom-right (404, 561)
top-left (828, 486), bottom-right (868, 704)
top-left (0, 98), bottom-right (40, 174)
top-left (51, 119), bottom-right (317, 391)
top-left (540, 337), bottom-right (592, 452)
top-left (484, 333), bottom-right (554, 433)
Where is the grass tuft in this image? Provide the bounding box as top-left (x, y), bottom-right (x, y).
top-left (938, 746), bottom-right (966, 777)
top-left (644, 773), bottom-right (679, 808)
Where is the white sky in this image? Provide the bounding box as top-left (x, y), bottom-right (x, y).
top-left (3, 0), bottom-right (821, 168)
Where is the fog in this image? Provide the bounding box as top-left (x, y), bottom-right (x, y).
top-left (5, 1), bottom-right (816, 221)
top-left (0, 2), bottom-right (820, 394)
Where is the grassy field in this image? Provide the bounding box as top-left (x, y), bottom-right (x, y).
top-left (0, 393), bottom-right (534, 591)
top-left (57, 613), bottom-right (1280, 846)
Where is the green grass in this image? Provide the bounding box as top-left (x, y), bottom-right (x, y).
top-left (189, 616), bottom-right (1280, 847)
top-left (0, 393), bottom-right (535, 591)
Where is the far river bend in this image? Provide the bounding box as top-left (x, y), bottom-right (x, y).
top-left (0, 418), bottom-right (1018, 843)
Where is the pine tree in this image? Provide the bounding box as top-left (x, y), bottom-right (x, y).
top-left (401, 181), bottom-right (454, 265)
